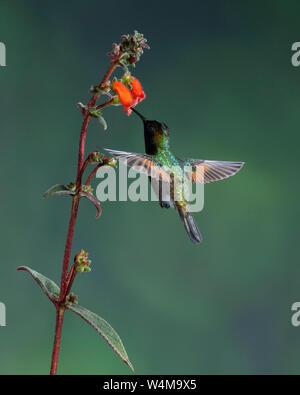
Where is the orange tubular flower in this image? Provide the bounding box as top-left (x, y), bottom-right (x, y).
top-left (112, 81), bottom-right (133, 107)
top-left (130, 77), bottom-right (146, 102)
top-left (112, 77), bottom-right (146, 116)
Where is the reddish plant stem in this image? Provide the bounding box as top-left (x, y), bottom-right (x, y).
top-left (99, 61), bottom-right (118, 90)
top-left (76, 115), bottom-right (92, 182)
top-left (96, 97), bottom-right (116, 111)
top-left (77, 156), bottom-right (91, 189)
top-left (50, 306), bottom-right (65, 375)
top-left (50, 59), bottom-right (119, 376)
top-left (65, 263), bottom-right (77, 297)
top-left (59, 195), bottom-right (80, 300)
top-left (85, 163), bottom-right (104, 186)
top-left (50, 125), bottom-right (83, 375)
top-left (76, 61), bottom-right (118, 180)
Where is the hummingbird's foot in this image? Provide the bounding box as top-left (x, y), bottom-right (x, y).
top-left (160, 201), bottom-right (170, 209)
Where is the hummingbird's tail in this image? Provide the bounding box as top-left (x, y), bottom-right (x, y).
top-left (177, 207), bottom-right (203, 244)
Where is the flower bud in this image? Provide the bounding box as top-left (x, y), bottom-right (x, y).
top-left (121, 73), bottom-right (133, 85)
top-left (88, 152), bottom-right (104, 164)
top-left (74, 249), bottom-right (92, 273)
top-left (81, 185), bottom-right (93, 194)
top-left (66, 293), bottom-right (78, 305)
top-left (107, 31), bottom-right (149, 66)
top-left (103, 157), bottom-right (117, 168)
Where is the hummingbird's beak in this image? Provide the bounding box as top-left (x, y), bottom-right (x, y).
top-left (131, 107), bottom-right (147, 122)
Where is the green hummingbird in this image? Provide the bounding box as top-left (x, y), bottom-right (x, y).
top-left (104, 108), bottom-right (244, 244)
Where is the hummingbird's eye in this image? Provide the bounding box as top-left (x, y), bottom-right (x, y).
top-left (147, 123), bottom-right (155, 132)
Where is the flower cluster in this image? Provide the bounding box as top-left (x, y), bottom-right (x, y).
top-left (112, 75), bottom-right (145, 115)
top-left (88, 151), bottom-right (104, 164)
top-left (81, 185), bottom-right (93, 194)
top-left (65, 293), bottom-right (78, 305)
top-left (74, 249), bottom-right (92, 273)
top-left (107, 30), bottom-right (150, 67)
top-left (102, 157), bottom-right (117, 168)
top-left (81, 32), bottom-right (149, 127)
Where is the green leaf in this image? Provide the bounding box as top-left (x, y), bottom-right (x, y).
top-left (97, 115), bottom-right (107, 131)
top-left (67, 304), bottom-right (133, 371)
top-left (80, 191), bottom-right (102, 218)
top-left (18, 267), bottom-right (133, 371)
top-left (17, 266), bottom-right (60, 303)
top-left (43, 184), bottom-right (75, 198)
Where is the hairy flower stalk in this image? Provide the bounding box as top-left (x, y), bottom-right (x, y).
top-left (25, 31), bottom-right (149, 375)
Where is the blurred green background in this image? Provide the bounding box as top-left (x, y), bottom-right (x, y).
top-left (1, 0), bottom-right (300, 374)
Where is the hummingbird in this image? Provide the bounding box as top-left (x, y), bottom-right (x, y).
top-left (104, 108), bottom-right (244, 244)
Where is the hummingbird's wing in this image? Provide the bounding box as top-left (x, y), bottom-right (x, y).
top-left (184, 159), bottom-right (244, 184)
top-left (103, 148), bottom-right (171, 182)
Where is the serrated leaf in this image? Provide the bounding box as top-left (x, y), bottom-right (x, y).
top-left (97, 115), bottom-right (107, 131)
top-left (80, 192), bottom-right (102, 218)
top-left (17, 266), bottom-right (60, 303)
top-left (67, 304), bottom-right (133, 371)
top-left (43, 184), bottom-right (74, 198)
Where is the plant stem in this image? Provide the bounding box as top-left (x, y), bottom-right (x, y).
top-left (65, 263), bottom-right (77, 297)
top-left (77, 156), bottom-right (91, 189)
top-left (50, 306), bottom-right (65, 375)
top-left (76, 61), bottom-right (117, 180)
top-left (49, 58), bottom-right (119, 375)
top-left (59, 195), bottom-right (80, 300)
top-left (76, 115), bottom-right (92, 182)
top-left (99, 61), bottom-right (118, 90)
top-left (85, 163), bottom-right (104, 186)
top-left (96, 97), bottom-right (116, 111)
top-left (49, 196), bottom-right (79, 375)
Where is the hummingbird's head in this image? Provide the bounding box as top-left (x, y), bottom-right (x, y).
top-left (131, 108), bottom-right (170, 153)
